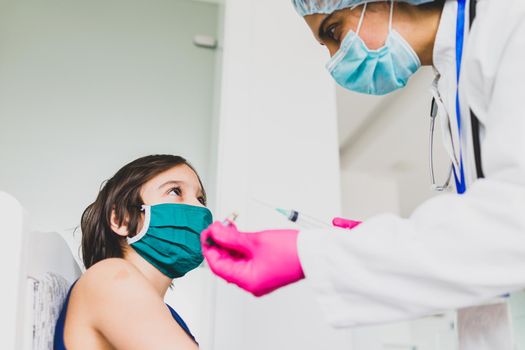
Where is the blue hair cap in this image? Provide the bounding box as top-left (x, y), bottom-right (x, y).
top-left (292, 0), bottom-right (435, 17)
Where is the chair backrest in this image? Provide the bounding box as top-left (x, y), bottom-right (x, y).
top-left (0, 192), bottom-right (26, 349)
top-left (25, 231), bottom-right (82, 350)
top-left (0, 192), bottom-right (81, 350)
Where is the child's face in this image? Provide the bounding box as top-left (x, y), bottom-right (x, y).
top-left (140, 164), bottom-right (206, 208)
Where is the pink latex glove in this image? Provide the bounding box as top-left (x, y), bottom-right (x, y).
top-left (332, 217), bottom-right (362, 229)
top-left (201, 221), bottom-right (304, 297)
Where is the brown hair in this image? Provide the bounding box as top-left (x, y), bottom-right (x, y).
top-left (80, 155), bottom-right (206, 269)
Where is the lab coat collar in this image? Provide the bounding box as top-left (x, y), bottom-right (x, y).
top-left (431, 0), bottom-right (462, 176)
top-left (433, 0), bottom-right (458, 79)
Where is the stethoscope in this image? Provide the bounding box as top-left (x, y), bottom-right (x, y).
top-left (428, 0), bottom-right (469, 195)
top-left (429, 98), bottom-right (453, 192)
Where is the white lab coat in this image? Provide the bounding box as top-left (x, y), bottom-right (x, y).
top-left (298, 0), bottom-right (525, 327)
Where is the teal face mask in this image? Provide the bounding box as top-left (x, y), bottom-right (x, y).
top-left (127, 203), bottom-right (213, 279)
top-left (326, 2), bottom-right (421, 95)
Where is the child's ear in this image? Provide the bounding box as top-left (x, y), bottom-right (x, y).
top-left (110, 209), bottom-right (130, 237)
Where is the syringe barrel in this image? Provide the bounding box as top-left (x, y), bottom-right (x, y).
top-left (292, 211), bottom-right (330, 229)
top-left (289, 210), bottom-right (299, 223)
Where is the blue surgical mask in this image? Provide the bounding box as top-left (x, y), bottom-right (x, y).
top-left (326, 2), bottom-right (421, 95)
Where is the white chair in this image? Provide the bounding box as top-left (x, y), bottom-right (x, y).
top-left (0, 192), bottom-right (81, 350)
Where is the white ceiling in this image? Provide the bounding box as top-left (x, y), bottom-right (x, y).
top-left (337, 67), bottom-right (439, 173)
top-left (336, 86), bottom-right (390, 148)
top-left (336, 67), bottom-right (452, 215)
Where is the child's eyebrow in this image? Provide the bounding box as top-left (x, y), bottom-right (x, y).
top-left (158, 180), bottom-right (184, 190)
top-left (159, 180), bottom-right (204, 196)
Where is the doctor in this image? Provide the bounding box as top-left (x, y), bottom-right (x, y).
top-left (201, 0), bottom-right (525, 326)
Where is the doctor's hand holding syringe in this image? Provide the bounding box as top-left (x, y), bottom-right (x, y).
top-left (201, 207), bottom-right (360, 297)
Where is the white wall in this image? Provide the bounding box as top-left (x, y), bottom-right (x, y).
top-left (0, 0), bottom-right (219, 232)
top-left (338, 67), bottom-right (451, 220)
top-left (209, 0), bottom-right (355, 349)
top-left (0, 0), bottom-right (221, 347)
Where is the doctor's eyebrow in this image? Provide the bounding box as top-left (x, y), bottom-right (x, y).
top-left (318, 13), bottom-right (336, 42)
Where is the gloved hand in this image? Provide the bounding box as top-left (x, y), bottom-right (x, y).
top-left (201, 221), bottom-right (304, 297)
top-left (332, 217), bottom-right (362, 229)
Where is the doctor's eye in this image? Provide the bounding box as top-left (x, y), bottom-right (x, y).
top-left (197, 196), bottom-right (206, 206)
top-left (326, 24), bottom-right (340, 42)
top-left (168, 187), bottom-right (182, 197)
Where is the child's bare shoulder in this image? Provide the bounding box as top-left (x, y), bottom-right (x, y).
top-left (74, 258), bottom-right (155, 305)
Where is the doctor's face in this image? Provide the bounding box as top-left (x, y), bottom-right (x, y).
top-left (303, 2), bottom-right (443, 67)
top-left (304, 4), bottom-right (392, 56)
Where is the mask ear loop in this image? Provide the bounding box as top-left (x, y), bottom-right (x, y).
top-left (127, 205), bottom-right (151, 244)
top-left (388, 0), bottom-right (394, 33)
top-left (355, 3), bottom-right (368, 36)
top-left (325, 3), bottom-right (367, 73)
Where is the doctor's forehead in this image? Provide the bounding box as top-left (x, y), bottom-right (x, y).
top-left (304, 14), bottom-right (328, 43)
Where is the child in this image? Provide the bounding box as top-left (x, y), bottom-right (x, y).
top-left (55, 155), bottom-right (211, 350)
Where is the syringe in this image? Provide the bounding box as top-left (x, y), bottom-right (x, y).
top-left (206, 212), bottom-right (238, 247)
top-left (275, 208), bottom-right (330, 229)
top-left (222, 212), bottom-right (239, 227)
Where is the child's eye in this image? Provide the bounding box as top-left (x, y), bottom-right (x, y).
top-left (168, 187), bottom-right (182, 196)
